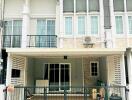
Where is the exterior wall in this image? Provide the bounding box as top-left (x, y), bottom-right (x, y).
top-left (30, 0), bottom-right (56, 16)
top-left (99, 57), bottom-right (107, 83)
top-left (4, 0), bottom-right (23, 18)
top-left (83, 57), bottom-right (100, 86)
top-left (34, 58), bottom-right (83, 86)
top-left (26, 58), bottom-right (34, 86)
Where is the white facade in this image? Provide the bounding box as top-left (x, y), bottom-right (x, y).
top-left (1, 0), bottom-right (132, 100)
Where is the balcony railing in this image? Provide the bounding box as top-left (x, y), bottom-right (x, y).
top-left (27, 35), bottom-right (57, 48)
top-left (5, 86), bottom-right (127, 100)
top-left (2, 35), bottom-right (21, 48)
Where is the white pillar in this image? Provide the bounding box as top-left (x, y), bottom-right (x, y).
top-left (109, 0), bottom-right (115, 48)
top-left (99, 0), bottom-right (105, 48)
top-left (124, 0), bottom-right (129, 47)
top-left (6, 54), bottom-right (12, 86)
top-left (127, 48), bottom-right (132, 100)
top-left (21, 0), bottom-right (30, 48)
top-left (59, 0), bottom-right (64, 48)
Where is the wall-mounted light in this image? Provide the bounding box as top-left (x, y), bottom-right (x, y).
top-left (64, 56), bottom-right (67, 60)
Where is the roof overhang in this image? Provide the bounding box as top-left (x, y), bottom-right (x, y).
top-left (6, 48), bottom-right (125, 57)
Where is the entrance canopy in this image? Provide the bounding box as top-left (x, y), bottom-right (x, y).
top-left (6, 48), bottom-right (125, 57)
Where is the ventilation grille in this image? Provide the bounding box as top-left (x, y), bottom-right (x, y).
top-left (11, 56), bottom-right (26, 86)
top-left (108, 55), bottom-right (121, 85)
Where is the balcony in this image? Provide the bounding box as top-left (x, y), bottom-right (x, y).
top-left (2, 35), bottom-right (21, 48)
top-left (27, 35), bottom-right (57, 48)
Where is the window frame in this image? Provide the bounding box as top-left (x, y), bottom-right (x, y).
top-left (3, 19), bottom-right (22, 47)
top-left (64, 16), bottom-right (74, 37)
top-left (115, 15), bottom-right (124, 36)
top-left (128, 16), bottom-right (132, 35)
top-left (89, 15), bottom-right (99, 36)
top-left (77, 15), bottom-right (86, 35)
top-left (37, 18), bottom-right (56, 35)
top-left (43, 63), bottom-right (71, 92)
top-left (90, 61), bottom-right (99, 77)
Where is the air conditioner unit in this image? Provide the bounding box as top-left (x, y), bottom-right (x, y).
top-left (83, 36), bottom-right (95, 48)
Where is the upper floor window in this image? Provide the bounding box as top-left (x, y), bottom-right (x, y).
top-left (113, 0), bottom-right (124, 12)
top-left (3, 20), bottom-right (22, 48)
top-left (4, 20), bottom-right (22, 35)
top-left (89, 0), bottom-right (99, 12)
top-left (37, 19), bottom-right (55, 35)
top-left (65, 17), bottom-right (72, 35)
top-left (78, 16), bottom-right (85, 35)
top-left (128, 16), bottom-right (132, 34)
top-left (115, 16), bottom-right (123, 34)
top-left (126, 0), bottom-right (132, 11)
top-left (91, 16), bottom-right (98, 34)
top-left (36, 19), bottom-right (56, 48)
top-left (76, 0), bottom-right (87, 12)
top-left (63, 0), bottom-right (74, 12)
top-left (90, 61), bottom-right (99, 77)
top-left (63, 0), bottom-right (99, 13)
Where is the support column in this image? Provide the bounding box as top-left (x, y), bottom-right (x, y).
top-left (99, 0), bottom-right (105, 48)
top-left (59, 0), bottom-right (63, 48)
top-left (124, 0), bottom-right (129, 47)
top-left (21, 0), bottom-right (30, 48)
top-left (6, 54), bottom-right (12, 86)
top-left (121, 54), bottom-right (126, 100)
top-left (109, 0), bottom-right (115, 48)
top-left (127, 48), bottom-right (132, 100)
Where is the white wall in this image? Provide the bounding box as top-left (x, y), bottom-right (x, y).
top-left (0, 85), bottom-right (5, 100)
top-left (4, 0), bottom-right (23, 18)
top-left (30, 0), bottom-right (56, 16)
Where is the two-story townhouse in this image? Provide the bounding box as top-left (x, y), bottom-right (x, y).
top-left (0, 0), bottom-right (131, 100)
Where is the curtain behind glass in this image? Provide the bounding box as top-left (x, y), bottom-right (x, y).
top-left (91, 16), bottom-right (98, 34)
top-left (12, 20), bottom-right (22, 47)
top-left (128, 16), bottom-right (132, 34)
top-left (89, 0), bottom-right (99, 12)
top-left (78, 16), bottom-right (85, 35)
top-left (37, 20), bottom-right (46, 47)
top-left (113, 0), bottom-right (124, 12)
top-left (3, 21), bottom-right (12, 47)
top-left (76, 0), bottom-right (86, 12)
top-left (65, 17), bottom-right (72, 35)
top-left (115, 16), bottom-right (123, 34)
top-left (63, 0), bottom-right (74, 12)
top-left (127, 0), bottom-right (132, 11)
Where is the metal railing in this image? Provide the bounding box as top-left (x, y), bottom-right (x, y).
top-left (27, 35), bottom-right (57, 48)
top-left (2, 35), bottom-right (21, 48)
top-left (5, 86), bottom-right (127, 100)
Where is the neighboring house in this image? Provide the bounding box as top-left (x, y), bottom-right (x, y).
top-left (0, 0), bottom-right (132, 100)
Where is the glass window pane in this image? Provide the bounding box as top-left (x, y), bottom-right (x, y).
top-left (4, 21), bottom-right (12, 35)
top-left (78, 16), bottom-right (85, 35)
top-left (13, 20), bottom-right (22, 35)
top-left (113, 0), bottom-right (124, 12)
top-left (89, 0), bottom-right (99, 12)
top-left (91, 16), bottom-right (98, 34)
top-left (37, 20), bottom-right (46, 35)
top-left (76, 0), bottom-right (86, 12)
top-left (128, 16), bottom-right (132, 34)
top-left (127, 0), bottom-right (132, 11)
top-left (63, 0), bottom-right (74, 12)
top-left (115, 16), bottom-right (123, 34)
top-left (47, 20), bottom-right (55, 35)
top-left (65, 17), bottom-right (72, 35)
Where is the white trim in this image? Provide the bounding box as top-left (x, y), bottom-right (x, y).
top-left (64, 16), bottom-right (74, 36)
top-left (90, 61), bottom-right (99, 77)
top-left (114, 15), bottom-right (125, 37)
